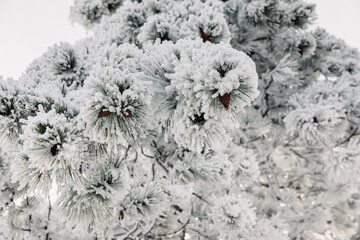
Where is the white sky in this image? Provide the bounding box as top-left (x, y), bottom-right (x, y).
top-left (0, 0), bottom-right (88, 79)
top-left (0, 0), bottom-right (360, 79)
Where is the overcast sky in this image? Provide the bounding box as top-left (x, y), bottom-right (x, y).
top-left (0, 0), bottom-right (360, 79)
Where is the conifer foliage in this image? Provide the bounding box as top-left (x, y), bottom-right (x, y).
top-left (1, 0), bottom-right (360, 239)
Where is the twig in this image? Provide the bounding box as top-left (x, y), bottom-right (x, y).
top-left (336, 127), bottom-right (358, 146)
top-left (47, 195), bottom-right (51, 221)
top-left (188, 228), bottom-right (215, 240)
top-left (289, 148), bottom-right (309, 163)
top-left (28, 214), bottom-right (32, 233)
top-left (143, 221), bottom-right (156, 238)
top-left (192, 193), bottom-right (213, 207)
top-left (247, 136), bottom-right (261, 143)
top-left (124, 145), bottom-right (131, 158)
top-left (279, 172), bottom-right (310, 186)
top-left (24, 185), bottom-right (32, 233)
top-left (340, 116), bottom-right (358, 126)
top-left (132, 151), bottom-right (138, 163)
top-left (142, 144), bottom-right (169, 173)
top-left (1, 187), bottom-right (14, 192)
top-left (123, 223), bottom-right (139, 240)
top-left (252, 36), bottom-right (269, 42)
top-left (140, 147), bottom-right (155, 159)
top-left (155, 158), bottom-right (169, 173)
top-left (265, 155), bottom-right (280, 192)
top-left (284, 134), bottom-right (299, 147)
top-left (152, 141), bottom-right (168, 161)
top-left (251, 52), bottom-right (276, 69)
top-left (45, 195), bottom-right (52, 240)
top-left (114, 145), bottom-right (131, 168)
top-left (181, 227), bottom-right (186, 240)
top-left (266, 174), bottom-right (279, 201)
top-left (158, 219), bottom-right (190, 237)
top-left (262, 78), bottom-right (274, 117)
top-left (151, 163), bottom-right (155, 181)
top-left (25, 185), bottom-right (29, 207)
top-left (263, 104), bottom-right (288, 117)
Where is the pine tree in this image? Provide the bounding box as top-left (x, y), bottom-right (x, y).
top-left (1, 0), bottom-right (360, 239)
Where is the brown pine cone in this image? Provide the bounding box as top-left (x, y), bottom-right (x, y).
top-left (98, 107), bottom-right (112, 118)
top-left (219, 93), bottom-right (231, 110)
top-left (120, 109), bottom-right (133, 118)
top-left (199, 27), bottom-right (211, 43)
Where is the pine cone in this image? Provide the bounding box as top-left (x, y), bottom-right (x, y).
top-left (119, 210), bottom-right (124, 220)
top-left (192, 114), bottom-right (206, 125)
top-left (98, 107), bottom-right (133, 118)
top-left (299, 47), bottom-right (304, 56)
top-left (98, 107), bottom-right (112, 118)
top-left (218, 69), bottom-right (226, 77)
top-left (120, 109), bottom-right (133, 118)
top-left (50, 143), bottom-right (62, 156)
top-left (313, 116), bottom-right (318, 123)
top-left (199, 27), bottom-right (211, 43)
top-left (160, 34), bottom-right (171, 43)
top-left (219, 93), bottom-right (231, 110)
